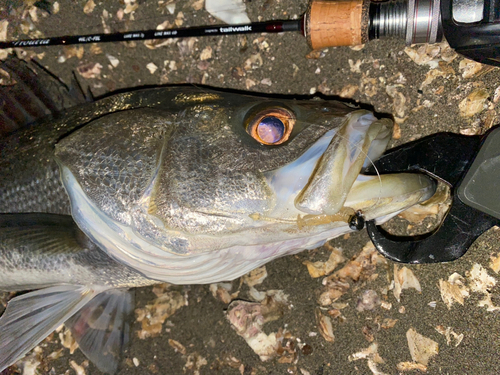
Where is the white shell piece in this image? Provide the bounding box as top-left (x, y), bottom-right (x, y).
top-left (205, 0), bottom-right (250, 24)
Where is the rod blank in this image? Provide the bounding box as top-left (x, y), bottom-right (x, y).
top-left (0, 20), bottom-right (302, 49)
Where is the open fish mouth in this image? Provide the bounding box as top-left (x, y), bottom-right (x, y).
top-left (264, 110), bottom-right (435, 224)
top-left (54, 91), bottom-right (436, 284)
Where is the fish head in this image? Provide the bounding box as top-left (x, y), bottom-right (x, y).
top-left (55, 88), bottom-right (435, 283)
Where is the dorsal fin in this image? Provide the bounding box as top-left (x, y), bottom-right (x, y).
top-left (0, 56), bottom-right (91, 137)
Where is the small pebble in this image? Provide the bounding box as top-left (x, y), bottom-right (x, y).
top-left (301, 344), bottom-right (313, 355)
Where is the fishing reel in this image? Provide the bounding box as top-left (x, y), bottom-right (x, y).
top-left (306, 0), bottom-right (500, 66)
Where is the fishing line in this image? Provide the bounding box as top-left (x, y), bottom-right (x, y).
top-left (360, 151), bottom-right (384, 208)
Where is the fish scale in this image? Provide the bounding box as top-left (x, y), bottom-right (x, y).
top-left (1, 136), bottom-right (70, 214)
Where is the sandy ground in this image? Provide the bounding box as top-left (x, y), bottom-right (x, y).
top-left (2, 0), bottom-right (500, 374)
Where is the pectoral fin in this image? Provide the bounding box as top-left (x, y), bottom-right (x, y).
top-left (65, 289), bottom-right (134, 374)
top-left (0, 285), bottom-right (98, 372)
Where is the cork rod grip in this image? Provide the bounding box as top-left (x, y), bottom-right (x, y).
top-left (305, 0), bottom-right (370, 50)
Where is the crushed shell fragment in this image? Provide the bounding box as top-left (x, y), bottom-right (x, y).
top-left (406, 328), bottom-right (438, 366)
top-left (393, 265), bottom-right (421, 302)
top-left (439, 273), bottom-right (469, 309)
top-left (303, 247), bottom-right (345, 278)
top-left (315, 309), bottom-right (335, 342)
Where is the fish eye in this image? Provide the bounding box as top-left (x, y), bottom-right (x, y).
top-left (246, 108), bottom-right (295, 145)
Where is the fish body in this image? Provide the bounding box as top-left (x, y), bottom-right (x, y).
top-left (0, 214), bottom-right (154, 291)
top-left (1, 86), bottom-right (436, 284)
top-left (0, 213), bottom-right (156, 374)
top-left (0, 85), bottom-right (437, 373)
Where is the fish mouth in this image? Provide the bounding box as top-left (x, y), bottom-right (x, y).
top-left (264, 110), bottom-right (436, 224)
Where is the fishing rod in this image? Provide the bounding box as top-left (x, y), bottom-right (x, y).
top-left (0, 20), bottom-right (302, 48)
top-left (1, 0), bottom-right (500, 67)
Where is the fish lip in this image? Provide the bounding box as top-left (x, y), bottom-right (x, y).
top-left (293, 111), bottom-right (380, 216)
top-left (263, 127), bottom-right (338, 217)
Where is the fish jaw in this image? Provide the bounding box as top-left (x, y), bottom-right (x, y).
top-left (262, 109), bottom-right (435, 225)
top-left (264, 110), bottom-right (394, 218)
